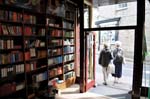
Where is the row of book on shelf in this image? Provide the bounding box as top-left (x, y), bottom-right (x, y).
top-left (32, 70), bottom-right (75, 84)
top-left (24, 50), bottom-right (47, 61)
top-left (0, 24), bottom-right (74, 37)
top-left (32, 71), bottom-right (48, 83)
top-left (0, 82), bottom-right (25, 97)
top-left (48, 46), bottom-right (74, 56)
top-left (0, 25), bottom-right (22, 36)
top-left (0, 39), bottom-right (21, 50)
top-left (49, 30), bottom-right (74, 37)
top-left (0, 50), bottom-right (47, 64)
top-left (48, 54), bottom-right (74, 65)
top-left (49, 67), bottom-right (63, 78)
top-left (0, 52), bottom-right (23, 64)
top-left (48, 71), bottom-right (75, 87)
top-left (63, 46), bottom-right (74, 54)
top-left (0, 25), bottom-right (37, 36)
top-left (0, 9), bottom-right (36, 24)
top-left (25, 62), bottom-right (37, 73)
top-left (48, 29), bottom-right (74, 38)
top-left (0, 39), bottom-right (73, 51)
top-left (49, 39), bottom-right (74, 47)
top-left (48, 48), bottom-right (62, 56)
top-left (0, 62), bottom-right (44, 78)
top-left (0, 49), bottom-right (75, 73)
top-left (0, 56), bottom-right (74, 78)
top-left (47, 19), bottom-right (74, 29)
top-left (0, 24), bottom-right (46, 36)
top-left (0, 64), bottom-right (24, 78)
top-left (49, 62), bottom-right (74, 78)
top-left (64, 62), bottom-right (74, 73)
top-left (24, 39), bottom-right (45, 48)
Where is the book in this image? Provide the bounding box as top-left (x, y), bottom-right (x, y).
top-left (2, 25), bottom-right (9, 35)
top-left (37, 50), bottom-right (46, 58)
top-left (24, 27), bottom-right (32, 36)
top-left (0, 10), bottom-right (5, 19)
top-left (24, 51), bottom-right (30, 61)
top-left (16, 82), bottom-right (25, 91)
top-left (25, 63), bottom-right (31, 72)
top-left (16, 26), bottom-right (22, 35)
top-left (30, 48), bottom-right (36, 57)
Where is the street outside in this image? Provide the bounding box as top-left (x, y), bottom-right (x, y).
top-left (95, 50), bottom-right (150, 91)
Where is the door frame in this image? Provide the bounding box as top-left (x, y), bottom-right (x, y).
top-left (79, 0), bottom-right (146, 98)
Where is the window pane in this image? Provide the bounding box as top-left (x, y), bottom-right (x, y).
top-left (86, 33), bottom-right (95, 82)
top-left (142, 0), bottom-right (150, 87)
top-left (92, 0), bottom-right (137, 28)
top-left (84, 5), bottom-right (90, 28)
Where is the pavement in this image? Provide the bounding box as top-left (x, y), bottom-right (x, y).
top-left (91, 50), bottom-right (133, 99)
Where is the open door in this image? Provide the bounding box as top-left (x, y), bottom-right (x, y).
top-left (79, 0), bottom-right (95, 92)
top-left (85, 32), bottom-right (96, 91)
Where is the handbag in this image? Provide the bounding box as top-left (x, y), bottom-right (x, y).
top-left (108, 62), bottom-right (115, 74)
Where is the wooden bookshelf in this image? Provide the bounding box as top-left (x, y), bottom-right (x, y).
top-left (0, 0), bottom-right (77, 98)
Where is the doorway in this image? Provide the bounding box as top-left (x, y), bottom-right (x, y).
top-left (84, 0), bottom-right (137, 98)
top-left (89, 29), bottom-right (134, 99)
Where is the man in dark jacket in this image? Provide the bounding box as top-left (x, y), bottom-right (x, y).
top-left (99, 43), bottom-right (112, 85)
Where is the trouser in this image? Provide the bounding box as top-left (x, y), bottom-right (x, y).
top-left (102, 67), bottom-right (109, 83)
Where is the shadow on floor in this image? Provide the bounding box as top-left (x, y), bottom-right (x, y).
top-left (107, 93), bottom-right (131, 99)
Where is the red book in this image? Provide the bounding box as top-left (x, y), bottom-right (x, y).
top-left (19, 52), bottom-right (23, 61)
top-left (51, 30), bottom-right (55, 37)
top-left (25, 64), bottom-right (31, 72)
top-left (55, 30), bottom-right (58, 36)
top-left (17, 13), bottom-right (22, 22)
top-left (24, 14), bottom-right (30, 23)
top-left (11, 82), bottom-right (16, 92)
top-left (24, 27), bottom-right (32, 36)
top-left (24, 51), bottom-right (30, 61)
top-left (13, 12), bottom-right (17, 22)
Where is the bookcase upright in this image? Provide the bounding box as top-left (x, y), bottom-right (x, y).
top-left (0, 0), bottom-right (77, 98)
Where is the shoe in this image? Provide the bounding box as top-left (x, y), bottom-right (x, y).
top-left (103, 82), bottom-right (107, 85)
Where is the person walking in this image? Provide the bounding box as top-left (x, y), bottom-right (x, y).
top-left (112, 41), bottom-right (124, 83)
top-left (99, 43), bottom-right (113, 85)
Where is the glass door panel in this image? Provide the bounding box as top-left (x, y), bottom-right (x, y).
top-left (85, 32), bottom-right (95, 91)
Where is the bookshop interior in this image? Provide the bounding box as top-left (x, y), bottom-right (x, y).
top-left (0, 0), bottom-right (150, 99)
